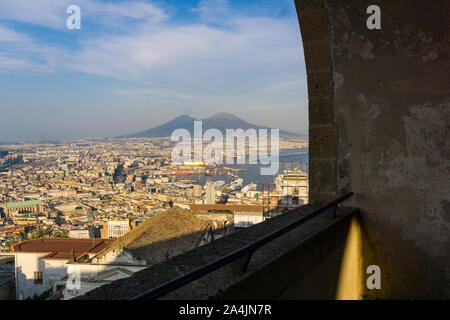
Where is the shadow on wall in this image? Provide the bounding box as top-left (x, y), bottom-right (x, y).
top-left (15, 266), bottom-right (40, 300)
top-left (13, 207), bottom-right (364, 300)
top-left (228, 214), bottom-right (363, 300)
top-left (92, 226), bottom-right (224, 267)
top-left (0, 261), bottom-right (15, 300)
top-left (78, 206), bottom-right (363, 300)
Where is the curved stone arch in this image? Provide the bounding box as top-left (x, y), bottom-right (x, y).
top-left (294, 0), bottom-right (450, 299)
top-left (295, 0), bottom-right (337, 205)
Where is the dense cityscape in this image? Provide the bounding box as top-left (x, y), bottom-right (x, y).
top-left (0, 136), bottom-right (308, 299)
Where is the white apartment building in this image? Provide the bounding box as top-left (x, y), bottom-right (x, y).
top-left (12, 238), bottom-right (145, 300)
top-left (107, 219), bottom-right (130, 239)
top-left (69, 228), bottom-right (94, 239)
top-left (233, 210), bottom-right (265, 228)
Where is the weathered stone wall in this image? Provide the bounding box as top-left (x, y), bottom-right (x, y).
top-left (296, 0), bottom-right (450, 298)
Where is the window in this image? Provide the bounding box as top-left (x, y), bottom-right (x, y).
top-left (34, 271), bottom-right (43, 284)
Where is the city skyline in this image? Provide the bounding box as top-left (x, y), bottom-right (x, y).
top-left (0, 0), bottom-right (307, 141)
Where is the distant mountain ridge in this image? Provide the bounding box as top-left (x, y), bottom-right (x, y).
top-left (121, 112), bottom-right (303, 138)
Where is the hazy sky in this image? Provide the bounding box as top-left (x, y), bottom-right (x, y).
top-left (0, 0), bottom-right (307, 141)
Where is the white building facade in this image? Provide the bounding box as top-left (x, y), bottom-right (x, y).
top-left (12, 238), bottom-right (146, 300)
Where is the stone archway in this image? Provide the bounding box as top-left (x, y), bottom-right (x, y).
top-left (295, 0), bottom-right (450, 299)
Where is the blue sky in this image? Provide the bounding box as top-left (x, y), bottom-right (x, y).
top-left (0, 0), bottom-right (307, 141)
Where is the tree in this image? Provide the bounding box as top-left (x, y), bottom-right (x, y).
top-left (33, 227), bottom-right (45, 239)
top-left (53, 230), bottom-right (68, 238)
top-left (4, 236), bottom-right (21, 251)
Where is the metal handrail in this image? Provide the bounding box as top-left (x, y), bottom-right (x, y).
top-left (130, 192), bottom-right (354, 300)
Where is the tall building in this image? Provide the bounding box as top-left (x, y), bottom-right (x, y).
top-left (193, 184), bottom-right (203, 198)
top-left (101, 219), bottom-right (130, 239)
top-left (205, 181), bottom-right (216, 205)
top-left (274, 166), bottom-right (309, 205)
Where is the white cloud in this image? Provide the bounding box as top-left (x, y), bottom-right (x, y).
top-left (63, 15), bottom-right (304, 96)
top-left (0, 25), bottom-right (67, 73)
top-left (0, 0), bottom-right (308, 136)
top-left (0, 0), bottom-right (167, 30)
top-left (0, 54), bottom-right (30, 70)
top-left (0, 1), bottom-right (304, 92)
top-left (116, 88), bottom-right (198, 101)
top-left (191, 0), bottom-right (230, 23)
top-left (0, 26), bottom-right (32, 43)
top-left (0, 0), bottom-right (67, 29)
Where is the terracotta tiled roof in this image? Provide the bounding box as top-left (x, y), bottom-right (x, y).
top-left (12, 238), bottom-right (114, 260)
top-left (94, 207), bottom-right (210, 265)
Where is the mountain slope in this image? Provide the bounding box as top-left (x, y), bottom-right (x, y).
top-left (125, 115), bottom-right (197, 138)
top-left (122, 112), bottom-right (303, 138)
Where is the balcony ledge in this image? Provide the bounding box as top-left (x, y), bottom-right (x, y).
top-left (79, 204), bottom-right (359, 300)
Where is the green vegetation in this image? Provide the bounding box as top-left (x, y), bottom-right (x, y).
top-left (32, 226), bottom-right (49, 239)
top-left (32, 226), bottom-right (68, 239)
top-left (1, 227), bottom-right (68, 251)
top-left (28, 287), bottom-right (54, 300)
top-left (53, 230), bottom-right (68, 238)
top-left (4, 236), bottom-right (22, 251)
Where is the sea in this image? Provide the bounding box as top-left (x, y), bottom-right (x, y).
top-left (176, 147), bottom-right (308, 188)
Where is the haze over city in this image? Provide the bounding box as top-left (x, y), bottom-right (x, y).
top-left (0, 0), bottom-right (307, 141)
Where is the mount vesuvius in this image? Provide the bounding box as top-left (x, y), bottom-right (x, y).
top-left (120, 113), bottom-right (304, 138)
